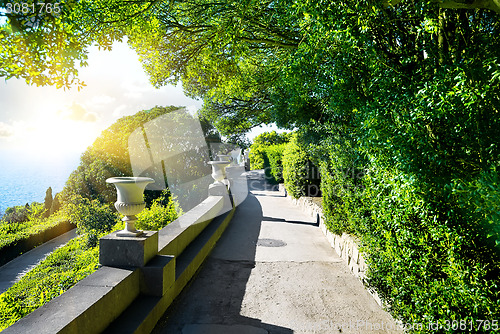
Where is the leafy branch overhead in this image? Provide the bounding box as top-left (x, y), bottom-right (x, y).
top-left (387, 0), bottom-right (500, 14)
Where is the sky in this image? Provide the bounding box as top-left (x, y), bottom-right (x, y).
top-left (0, 39), bottom-right (281, 165)
top-left (0, 40), bottom-right (204, 160)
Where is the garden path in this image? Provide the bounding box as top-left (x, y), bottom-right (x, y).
top-left (0, 228), bottom-right (77, 294)
top-left (152, 170), bottom-right (402, 334)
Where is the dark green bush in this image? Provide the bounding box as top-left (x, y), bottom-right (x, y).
top-left (249, 144), bottom-right (268, 170)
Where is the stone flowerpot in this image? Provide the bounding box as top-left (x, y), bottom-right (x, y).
top-left (208, 161), bottom-right (230, 195)
top-left (106, 177), bottom-right (155, 237)
top-left (217, 154), bottom-right (232, 163)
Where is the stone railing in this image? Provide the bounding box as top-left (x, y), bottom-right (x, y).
top-left (278, 184), bottom-right (384, 307)
top-left (3, 165), bottom-right (246, 334)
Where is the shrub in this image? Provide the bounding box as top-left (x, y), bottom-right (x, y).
top-left (2, 205), bottom-right (29, 224)
top-left (358, 166), bottom-right (500, 331)
top-left (449, 164), bottom-right (500, 251)
top-left (249, 144), bottom-right (268, 170)
top-left (136, 190), bottom-right (180, 231)
top-left (282, 134), bottom-right (320, 198)
top-left (319, 160), bottom-right (367, 235)
top-left (265, 144), bottom-right (287, 183)
top-left (62, 195), bottom-right (119, 248)
top-left (249, 131), bottom-right (290, 170)
top-left (0, 205), bottom-right (66, 257)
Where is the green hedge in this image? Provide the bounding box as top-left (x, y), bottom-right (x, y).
top-left (358, 166), bottom-right (500, 331)
top-left (0, 210), bottom-right (74, 266)
top-left (282, 134), bottom-right (321, 199)
top-left (249, 131), bottom-right (290, 184)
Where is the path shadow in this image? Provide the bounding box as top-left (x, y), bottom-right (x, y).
top-left (262, 216), bottom-right (319, 227)
top-left (151, 175), bottom-right (293, 334)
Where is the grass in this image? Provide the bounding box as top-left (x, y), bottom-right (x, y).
top-left (0, 194), bottom-right (180, 331)
top-left (0, 235), bottom-right (99, 331)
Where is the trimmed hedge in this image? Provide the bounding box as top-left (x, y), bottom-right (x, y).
top-left (359, 166), bottom-right (500, 331)
top-left (0, 211), bottom-right (76, 267)
top-left (282, 134), bottom-right (320, 199)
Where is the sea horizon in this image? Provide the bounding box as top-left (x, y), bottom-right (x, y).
top-left (0, 149), bottom-right (81, 217)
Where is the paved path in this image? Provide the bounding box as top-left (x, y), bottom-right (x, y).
top-left (152, 170), bottom-right (402, 333)
top-left (0, 228), bottom-right (78, 294)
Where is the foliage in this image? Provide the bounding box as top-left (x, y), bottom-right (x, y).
top-left (357, 166), bottom-right (500, 331)
top-left (60, 106), bottom-right (179, 205)
top-left (265, 144), bottom-right (287, 184)
top-left (282, 134), bottom-right (320, 199)
top-left (62, 195), bottom-right (119, 248)
top-left (0, 235), bottom-right (100, 330)
top-left (449, 165), bottom-right (500, 249)
top-left (2, 204), bottom-right (30, 224)
top-left (136, 190), bottom-right (180, 231)
top-left (249, 131), bottom-right (290, 171)
top-left (0, 211), bottom-right (66, 251)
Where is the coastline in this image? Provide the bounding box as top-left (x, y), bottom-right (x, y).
top-left (0, 149), bottom-right (80, 217)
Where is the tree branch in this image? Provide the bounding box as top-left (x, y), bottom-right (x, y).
top-left (385, 0), bottom-right (500, 14)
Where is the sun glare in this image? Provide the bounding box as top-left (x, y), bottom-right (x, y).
top-left (8, 106), bottom-right (100, 162)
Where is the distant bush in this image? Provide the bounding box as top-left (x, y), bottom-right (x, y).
top-left (0, 205), bottom-right (66, 253)
top-left (2, 204), bottom-right (30, 224)
top-left (265, 144), bottom-right (287, 183)
top-left (249, 144), bottom-right (268, 170)
top-left (249, 131), bottom-right (290, 171)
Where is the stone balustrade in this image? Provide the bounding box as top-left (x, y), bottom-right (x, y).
top-left (4, 187), bottom-right (237, 334)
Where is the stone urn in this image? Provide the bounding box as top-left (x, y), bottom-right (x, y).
top-left (106, 177), bottom-right (155, 237)
top-left (217, 154), bottom-right (232, 163)
top-left (208, 161), bottom-right (230, 195)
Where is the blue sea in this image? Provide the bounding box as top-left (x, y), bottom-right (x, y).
top-left (0, 150), bottom-right (81, 217)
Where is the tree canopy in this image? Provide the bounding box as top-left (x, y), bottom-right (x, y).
top-left (3, 0), bottom-right (500, 327)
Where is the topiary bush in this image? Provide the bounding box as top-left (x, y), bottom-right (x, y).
top-left (265, 144), bottom-right (287, 183)
top-left (249, 131), bottom-right (290, 171)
